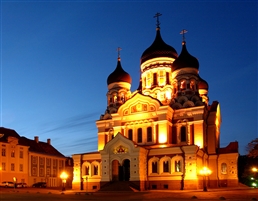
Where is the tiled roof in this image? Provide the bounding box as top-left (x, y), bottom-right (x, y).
top-left (0, 127), bottom-right (64, 158)
top-left (19, 136), bottom-right (65, 157)
top-left (0, 127), bottom-right (20, 142)
top-left (218, 141), bottom-right (239, 154)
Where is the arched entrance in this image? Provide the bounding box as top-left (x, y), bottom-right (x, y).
top-left (112, 159), bottom-right (130, 181)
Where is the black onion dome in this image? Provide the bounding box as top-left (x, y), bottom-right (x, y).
top-left (107, 58), bottom-right (132, 85)
top-left (198, 76), bottom-right (209, 90)
top-left (140, 28), bottom-right (178, 64)
top-left (172, 41), bottom-right (199, 71)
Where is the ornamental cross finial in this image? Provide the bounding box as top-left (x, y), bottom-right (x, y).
top-left (180, 29), bottom-right (188, 42)
top-left (154, 12), bottom-right (162, 28)
top-left (117, 47), bottom-right (122, 58)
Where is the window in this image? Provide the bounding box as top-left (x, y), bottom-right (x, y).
top-left (166, 72), bottom-right (170, 85)
top-left (93, 165), bottom-right (98, 175)
top-left (19, 164), bottom-right (23, 172)
top-left (163, 161), bottom-right (169, 173)
top-left (137, 128), bottom-right (142, 143)
top-left (19, 151), bottom-right (23, 158)
top-left (152, 162), bottom-right (158, 173)
top-left (59, 160), bottom-right (63, 167)
top-left (40, 157), bottom-right (44, 165)
top-left (32, 167), bottom-right (37, 176)
top-left (2, 162), bottom-right (6, 171)
top-left (46, 158), bottom-right (51, 166)
top-left (46, 168), bottom-right (50, 176)
top-left (11, 150), bottom-right (15, 157)
top-left (85, 166), bottom-right (90, 175)
top-left (190, 80), bottom-right (195, 90)
top-left (128, 129), bottom-right (133, 140)
top-left (11, 163), bottom-right (15, 171)
top-left (147, 127), bottom-right (152, 142)
top-left (221, 163), bottom-right (227, 174)
top-left (153, 73), bottom-right (157, 86)
top-left (40, 168), bottom-right (44, 176)
top-left (159, 70), bottom-right (165, 86)
top-left (180, 126), bottom-right (187, 142)
top-left (32, 156), bottom-right (37, 164)
top-left (180, 80), bottom-right (186, 90)
top-left (175, 161), bottom-right (181, 172)
top-left (2, 148), bottom-right (6, 156)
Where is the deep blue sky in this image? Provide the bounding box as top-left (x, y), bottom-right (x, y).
top-left (0, 1), bottom-right (257, 156)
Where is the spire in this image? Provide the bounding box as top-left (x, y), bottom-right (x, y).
top-left (154, 12), bottom-right (162, 29)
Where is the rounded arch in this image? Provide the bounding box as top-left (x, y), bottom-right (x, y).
top-left (160, 156), bottom-right (171, 174)
top-left (148, 156), bottom-right (160, 175)
top-left (82, 161), bottom-right (91, 177)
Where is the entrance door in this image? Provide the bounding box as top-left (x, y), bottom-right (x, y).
top-left (118, 159), bottom-right (130, 181)
top-left (112, 160), bottom-right (119, 181)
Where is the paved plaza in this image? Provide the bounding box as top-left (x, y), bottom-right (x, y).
top-left (0, 187), bottom-right (257, 201)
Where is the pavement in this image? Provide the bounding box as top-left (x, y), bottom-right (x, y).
top-left (0, 186), bottom-right (257, 201)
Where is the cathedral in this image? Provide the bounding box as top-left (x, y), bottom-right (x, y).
top-left (72, 14), bottom-right (239, 191)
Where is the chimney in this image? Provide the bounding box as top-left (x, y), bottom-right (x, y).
top-left (47, 138), bottom-right (51, 145)
top-left (34, 136), bottom-right (39, 143)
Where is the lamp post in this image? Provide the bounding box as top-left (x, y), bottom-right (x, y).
top-left (199, 167), bottom-right (212, 192)
top-left (60, 171), bottom-right (68, 192)
top-left (13, 177), bottom-right (16, 189)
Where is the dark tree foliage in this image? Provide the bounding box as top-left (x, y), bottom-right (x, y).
top-left (246, 138), bottom-right (258, 158)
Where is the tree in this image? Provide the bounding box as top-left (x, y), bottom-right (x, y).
top-left (246, 138), bottom-right (258, 158)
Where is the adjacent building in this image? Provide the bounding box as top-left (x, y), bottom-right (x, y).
top-left (72, 16), bottom-right (239, 191)
top-left (0, 127), bottom-right (66, 187)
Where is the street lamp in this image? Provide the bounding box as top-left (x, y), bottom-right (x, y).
top-left (199, 167), bottom-right (212, 192)
top-left (60, 171), bottom-right (68, 192)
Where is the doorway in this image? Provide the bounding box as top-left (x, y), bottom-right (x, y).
top-left (112, 159), bottom-right (130, 181)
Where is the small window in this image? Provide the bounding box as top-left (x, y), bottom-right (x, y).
top-left (19, 164), bottom-right (23, 172)
top-left (94, 165), bottom-right (98, 175)
top-left (128, 129), bottom-right (133, 140)
top-left (175, 161), bottom-right (181, 172)
top-left (2, 148), bottom-right (6, 156)
top-left (180, 126), bottom-right (187, 142)
top-left (11, 163), bottom-right (15, 171)
top-left (19, 151), bottom-right (23, 159)
top-left (152, 185), bottom-right (157, 189)
top-left (221, 163), bottom-right (227, 174)
top-left (163, 161), bottom-right (169, 173)
top-left (147, 127), bottom-right (152, 142)
top-left (2, 162), bottom-right (6, 171)
top-left (85, 166), bottom-right (90, 175)
top-left (152, 161), bottom-right (158, 173)
top-left (137, 128), bottom-right (142, 143)
top-left (11, 150), bottom-right (15, 157)
top-left (164, 184), bottom-right (168, 189)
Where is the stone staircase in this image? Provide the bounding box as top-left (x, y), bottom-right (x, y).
top-left (99, 181), bottom-right (137, 191)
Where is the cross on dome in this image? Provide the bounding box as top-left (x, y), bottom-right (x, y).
top-left (154, 12), bottom-right (162, 28)
top-left (180, 29), bottom-right (188, 42)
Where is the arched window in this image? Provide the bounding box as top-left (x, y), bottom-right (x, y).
top-left (190, 80), bottom-right (195, 90)
top-left (163, 161), bottom-right (169, 172)
top-left (137, 128), bottom-right (142, 143)
top-left (153, 73), bottom-right (157, 86)
top-left (180, 126), bottom-right (187, 142)
top-left (85, 166), bottom-right (90, 175)
top-left (147, 127), bottom-right (152, 142)
top-left (166, 72), bottom-right (170, 85)
top-left (175, 161), bottom-right (181, 172)
top-left (93, 165), bottom-right (98, 175)
top-left (128, 129), bottom-right (133, 140)
top-left (152, 162), bottom-right (158, 173)
top-left (180, 80), bottom-right (186, 90)
top-left (221, 163), bottom-right (227, 174)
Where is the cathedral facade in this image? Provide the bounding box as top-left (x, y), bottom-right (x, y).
top-left (72, 16), bottom-right (239, 191)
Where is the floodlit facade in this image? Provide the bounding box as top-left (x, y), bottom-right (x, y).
top-left (72, 16), bottom-right (239, 191)
top-left (0, 127), bottom-right (66, 187)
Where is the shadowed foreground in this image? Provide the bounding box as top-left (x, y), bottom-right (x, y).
top-left (0, 187), bottom-right (257, 201)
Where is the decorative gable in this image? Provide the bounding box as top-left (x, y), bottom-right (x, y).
top-left (117, 93), bottom-right (161, 116)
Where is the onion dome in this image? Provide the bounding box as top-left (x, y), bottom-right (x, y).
top-left (198, 76), bottom-right (209, 90)
top-left (172, 41), bottom-right (199, 71)
top-left (107, 57), bottom-right (132, 85)
top-left (140, 27), bottom-right (178, 64)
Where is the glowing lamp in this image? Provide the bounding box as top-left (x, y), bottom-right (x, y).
top-left (199, 167), bottom-right (212, 192)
